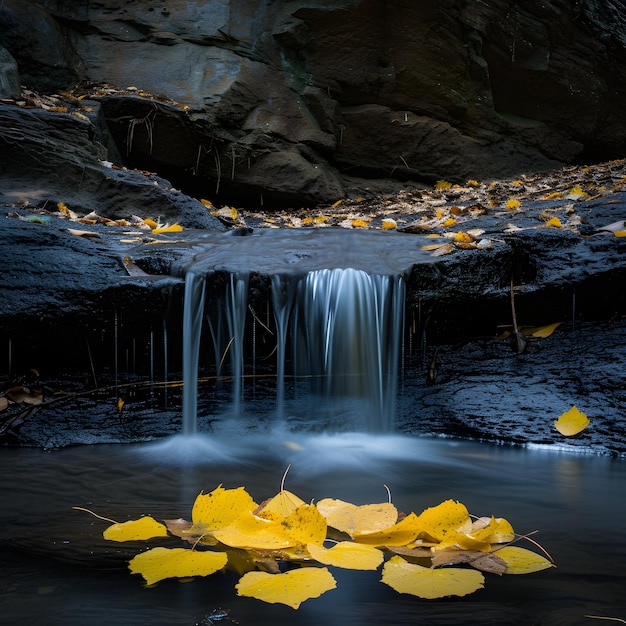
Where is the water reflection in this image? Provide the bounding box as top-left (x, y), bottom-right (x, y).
top-left (1, 437), bottom-right (625, 625)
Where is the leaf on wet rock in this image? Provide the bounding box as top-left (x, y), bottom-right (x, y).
top-left (522, 322), bottom-right (561, 339)
top-left (152, 223), bottom-right (183, 234)
top-left (103, 516), bottom-right (169, 542)
top-left (381, 556), bottom-right (485, 599)
top-left (381, 218), bottom-right (397, 230)
top-left (236, 567), bottom-right (337, 609)
top-left (129, 547), bottom-right (228, 585)
top-left (435, 180), bottom-right (452, 190)
top-left (493, 546), bottom-right (555, 574)
top-left (68, 228), bottom-right (100, 239)
top-left (554, 406), bottom-right (590, 436)
top-left (505, 198), bottom-right (521, 210)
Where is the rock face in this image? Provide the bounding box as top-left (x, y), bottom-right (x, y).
top-left (1, 0), bottom-right (626, 206)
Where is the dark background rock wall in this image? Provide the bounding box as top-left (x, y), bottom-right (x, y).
top-left (2, 0), bottom-right (626, 207)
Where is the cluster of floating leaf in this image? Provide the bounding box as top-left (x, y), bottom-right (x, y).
top-left (99, 485), bottom-right (554, 609)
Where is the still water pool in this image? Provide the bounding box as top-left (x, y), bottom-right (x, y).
top-left (1, 435), bottom-right (625, 626)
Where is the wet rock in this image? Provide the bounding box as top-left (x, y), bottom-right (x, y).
top-left (1, 0), bottom-right (626, 204)
top-left (0, 47), bottom-right (19, 98)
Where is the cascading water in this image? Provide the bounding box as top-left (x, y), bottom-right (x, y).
top-left (181, 263), bottom-right (405, 434)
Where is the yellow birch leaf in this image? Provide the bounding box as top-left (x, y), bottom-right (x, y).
top-left (546, 216), bottom-right (562, 227)
top-left (200, 198), bottom-right (213, 208)
top-left (470, 516), bottom-right (515, 544)
top-left (103, 516), bottom-right (169, 542)
top-left (281, 504), bottom-right (327, 548)
top-left (302, 217), bottom-right (314, 224)
top-left (505, 198), bottom-right (521, 210)
top-left (306, 541), bottom-right (384, 570)
top-left (331, 199), bottom-right (343, 208)
top-left (381, 556), bottom-right (485, 599)
top-left (566, 185), bottom-right (588, 200)
top-left (316, 499), bottom-right (397, 536)
top-left (493, 546), bottom-right (555, 574)
top-left (554, 406), bottom-right (590, 436)
top-left (433, 530), bottom-right (491, 552)
top-left (614, 230), bottom-right (626, 237)
top-left (442, 217), bottom-right (457, 227)
top-left (467, 179), bottom-right (480, 187)
top-left (236, 567), bottom-right (337, 609)
top-left (353, 512), bottom-right (422, 546)
top-left (314, 215), bottom-right (330, 224)
top-left (413, 500), bottom-right (471, 542)
top-left (435, 180), bottom-right (452, 190)
top-left (453, 231), bottom-right (472, 243)
top-left (211, 510), bottom-right (294, 550)
top-left (190, 485), bottom-right (257, 535)
top-left (129, 547), bottom-right (227, 585)
top-left (144, 218), bottom-right (158, 228)
top-left (523, 322), bottom-right (561, 338)
top-left (381, 218), bottom-right (397, 230)
top-left (542, 192), bottom-right (563, 200)
top-left (152, 223), bottom-right (183, 234)
top-left (260, 490), bottom-right (305, 517)
top-left (351, 218), bottom-right (369, 228)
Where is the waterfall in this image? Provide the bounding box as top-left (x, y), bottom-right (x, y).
top-left (181, 267), bottom-right (405, 433)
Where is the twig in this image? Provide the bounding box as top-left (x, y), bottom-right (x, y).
top-left (72, 506), bottom-right (118, 525)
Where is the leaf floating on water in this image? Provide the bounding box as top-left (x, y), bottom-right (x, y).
top-left (103, 516), bottom-right (169, 542)
top-left (236, 567), bottom-right (337, 609)
top-left (353, 512), bottom-right (423, 547)
top-left (190, 485), bottom-right (257, 536)
top-left (381, 556), bottom-right (485, 599)
top-left (316, 499), bottom-right (398, 537)
top-left (129, 547), bottom-right (228, 585)
top-left (554, 406), bottom-right (590, 436)
top-left (306, 541), bottom-right (384, 570)
top-left (493, 546), bottom-right (555, 574)
top-left (259, 489), bottom-right (306, 517)
top-left (413, 499), bottom-right (472, 542)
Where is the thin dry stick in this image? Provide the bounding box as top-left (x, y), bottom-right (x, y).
top-left (383, 484), bottom-right (392, 503)
top-left (280, 464), bottom-right (292, 492)
top-left (584, 618), bottom-right (626, 624)
top-left (72, 506), bottom-right (118, 525)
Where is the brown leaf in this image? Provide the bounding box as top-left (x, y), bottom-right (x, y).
top-left (432, 548), bottom-right (507, 576)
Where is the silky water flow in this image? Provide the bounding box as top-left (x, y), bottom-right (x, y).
top-left (181, 266), bottom-right (405, 436)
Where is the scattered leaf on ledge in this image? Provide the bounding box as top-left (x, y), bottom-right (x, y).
top-left (68, 228), bottom-right (100, 239)
top-left (554, 406), bottom-right (590, 436)
top-left (505, 198), bottom-right (521, 210)
top-left (152, 223), bottom-right (183, 235)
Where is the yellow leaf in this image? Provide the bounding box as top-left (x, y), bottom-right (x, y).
top-left (353, 512), bottom-right (423, 546)
top-left (381, 556), bottom-right (484, 599)
top-left (331, 199), bottom-right (344, 208)
top-left (129, 547), bottom-right (227, 585)
top-left (505, 198), bottom-right (521, 210)
top-left (351, 219), bottom-right (369, 228)
top-left (316, 499), bottom-right (397, 537)
top-left (152, 223), bottom-right (183, 234)
top-left (190, 486), bottom-right (257, 535)
top-left (413, 500), bottom-right (471, 542)
top-left (103, 516), bottom-right (169, 542)
top-left (523, 322), bottom-right (561, 339)
top-left (260, 490), bottom-right (306, 517)
top-left (442, 217), bottom-right (457, 227)
top-left (144, 218), bottom-right (158, 228)
top-left (117, 396), bottom-right (124, 413)
top-left (281, 504), bottom-right (327, 548)
top-left (566, 185), bottom-right (588, 200)
top-left (435, 180), bottom-right (452, 190)
top-left (381, 218), bottom-right (397, 230)
top-left (554, 406), bottom-right (590, 436)
top-left (545, 216), bottom-right (562, 227)
top-left (467, 179), bottom-right (480, 187)
top-left (200, 198), bottom-right (213, 208)
top-left (420, 243), bottom-right (448, 251)
top-left (306, 541), bottom-right (384, 570)
top-left (453, 231), bottom-right (472, 243)
top-left (236, 567), bottom-right (337, 609)
top-left (470, 517), bottom-right (515, 544)
top-left (541, 192), bottom-right (563, 200)
top-left (493, 546), bottom-right (555, 574)
top-left (614, 230), bottom-right (626, 237)
top-left (211, 510), bottom-right (294, 550)
top-left (314, 215), bottom-right (330, 224)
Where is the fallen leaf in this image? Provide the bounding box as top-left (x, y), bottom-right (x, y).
top-left (554, 406), bottom-right (590, 436)
top-left (413, 500), bottom-right (471, 542)
top-left (190, 485), bottom-right (257, 536)
top-left (351, 218), bottom-right (369, 228)
top-left (381, 556), bottom-right (485, 599)
top-left (306, 541), bottom-right (384, 570)
top-left (435, 180), bottom-right (452, 190)
top-left (381, 218), bottom-right (397, 230)
top-left (68, 228), bottom-right (100, 239)
top-left (152, 223), bottom-right (183, 234)
top-left (129, 547), bottom-right (228, 585)
top-left (505, 199), bottom-right (521, 210)
top-left (103, 516), bottom-right (169, 542)
top-left (523, 322), bottom-right (561, 338)
top-left (353, 512), bottom-right (422, 546)
top-left (316, 499), bottom-right (397, 537)
top-left (493, 546), bottom-right (555, 574)
top-left (236, 567), bottom-right (337, 609)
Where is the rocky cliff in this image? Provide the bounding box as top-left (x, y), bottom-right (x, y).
top-left (2, 0), bottom-right (626, 207)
